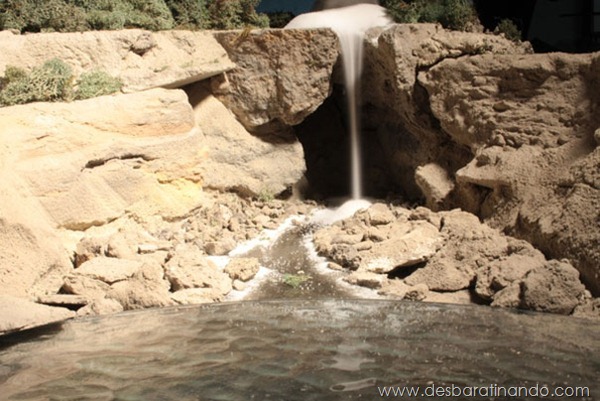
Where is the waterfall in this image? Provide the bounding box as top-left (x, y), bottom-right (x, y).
top-left (286, 4), bottom-right (391, 199)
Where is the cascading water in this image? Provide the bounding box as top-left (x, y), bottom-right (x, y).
top-left (286, 4), bottom-right (392, 199)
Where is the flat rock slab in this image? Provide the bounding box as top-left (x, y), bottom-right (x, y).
top-left (75, 257), bottom-right (143, 285)
top-left (0, 295), bottom-right (75, 336)
top-left (0, 30), bottom-right (236, 92)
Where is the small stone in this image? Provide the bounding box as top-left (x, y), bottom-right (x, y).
top-left (62, 275), bottom-right (111, 299)
top-left (37, 294), bottom-right (88, 307)
top-left (366, 228), bottom-right (387, 242)
top-left (233, 280), bottom-right (247, 291)
top-left (379, 279), bottom-right (411, 298)
top-left (492, 101), bottom-right (510, 112)
top-left (332, 233), bottom-right (364, 245)
top-left (77, 298), bottom-right (124, 317)
top-left (327, 262), bottom-right (344, 271)
top-left (344, 271), bottom-right (384, 289)
top-left (415, 163), bottom-right (455, 210)
top-left (424, 290), bottom-right (473, 305)
top-left (355, 241), bottom-right (374, 251)
top-left (75, 257), bottom-right (143, 285)
top-left (367, 203), bottom-right (395, 226)
top-left (138, 243), bottom-right (159, 254)
top-left (404, 283), bottom-right (429, 301)
top-left (594, 128), bottom-right (600, 146)
top-left (491, 283), bottom-right (522, 309)
top-left (520, 260), bottom-right (585, 314)
top-left (170, 288), bottom-right (220, 305)
top-left (224, 258), bottom-right (260, 282)
top-left (204, 238), bottom-right (237, 256)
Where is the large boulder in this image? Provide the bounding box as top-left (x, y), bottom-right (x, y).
top-left (0, 88), bottom-right (204, 230)
top-left (0, 29), bottom-right (235, 92)
top-left (210, 28), bottom-right (339, 135)
top-left (187, 84), bottom-right (305, 197)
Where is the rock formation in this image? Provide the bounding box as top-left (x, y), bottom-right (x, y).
top-left (0, 28), bottom-right (337, 334)
top-left (313, 203), bottom-right (590, 315)
top-left (0, 29), bottom-right (236, 91)
top-left (361, 23), bottom-right (599, 294)
top-left (1, 23), bottom-right (598, 334)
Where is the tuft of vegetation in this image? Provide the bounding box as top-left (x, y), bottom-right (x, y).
top-left (380, 0), bottom-right (479, 31)
top-left (0, 0), bottom-right (88, 32)
top-left (206, 0), bottom-right (268, 30)
top-left (283, 273), bottom-right (311, 289)
top-left (257, 188), bottom-right (275, 203)
top-left (164, 0), bottom-right (207, 29)
top-left (0, 59), bottom-right (73, 106)
top-left (0, 0), bottom-right (270, 32)
top-left (494, 19), bottom-right (521, 42)
top-left (74, 0), bottom-right (175, 31)
top-left (0, 59), bottom-right (122, 107)
top-left (74, 70), bottom-right (123, 100)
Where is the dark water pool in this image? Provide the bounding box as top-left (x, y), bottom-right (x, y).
top-left (0, 300), bottom-right (598, 400)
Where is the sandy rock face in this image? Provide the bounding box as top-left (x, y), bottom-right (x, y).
top-left (419, 52), bottom-right (600, 294)
top-left (211, 29), bottom-right (339, 136)
top-left (0, 88), bottom-right (204, 230)
top-left (363, 23), bottom-right (599, 294)
top-left (0, 30), bottom-right (235, 92)
top-left (188, 84), bottom-right (305, 197)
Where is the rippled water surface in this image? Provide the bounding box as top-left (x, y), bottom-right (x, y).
top-left (0, 300), bottom-right (598, 400)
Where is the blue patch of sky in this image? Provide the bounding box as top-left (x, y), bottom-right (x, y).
top-left (256, 0), bottom-right (314, 15)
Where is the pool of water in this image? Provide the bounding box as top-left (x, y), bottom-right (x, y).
top-left (0, 300), bottom-right (597, 400)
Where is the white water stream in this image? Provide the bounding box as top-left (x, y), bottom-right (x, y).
top-left (286, 4), bottom-right (392, 199)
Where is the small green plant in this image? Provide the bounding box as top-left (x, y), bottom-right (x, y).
top-left (74, 70), bottom-right (123, 100)
top-left (0, 59), bottom-right (123, 106)
top-left (257, 188), bottom-right (275, 203)
top-left (164, 0), bottom-right (207, 29)
top-left (206, 0), bottom-right (268, 30)
top-left (283, 273), bottom-right (311, 289)
top-left (495, 19), bottom-right (521, 42)
top-left (0, 58), bottom-right (73, 106)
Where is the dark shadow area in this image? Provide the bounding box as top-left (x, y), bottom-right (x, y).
top-left (475, 0), bottom-right (600, 53)
top-left (295, 84), bottom-right (396, 200)
top-left (387, 261), bottom-right (426, 280)
top-left (0, 322), bottom-right (65, 352)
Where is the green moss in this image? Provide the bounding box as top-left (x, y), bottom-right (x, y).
top-left (74, 70), bottom-right (123, 100)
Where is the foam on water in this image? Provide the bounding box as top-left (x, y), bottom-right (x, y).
top-left (286, 4), bottom-right (392, 199)
top-left (309, 198), bottom-right (371, 226)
